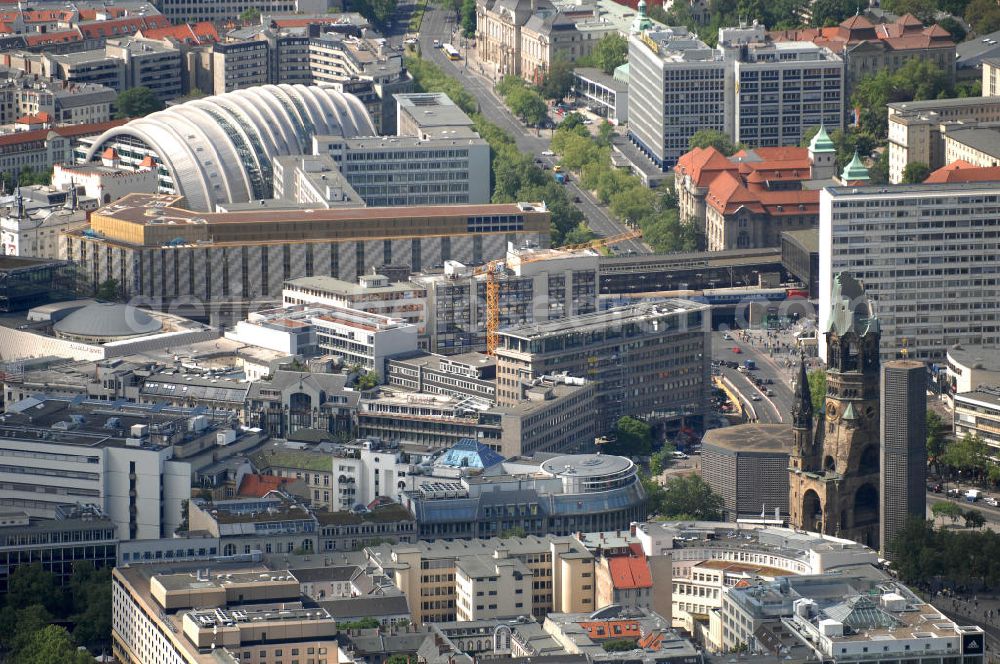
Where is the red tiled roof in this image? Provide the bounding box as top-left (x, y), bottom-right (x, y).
top-left (770, 13), bottom-right (953, 51)
top-left (138, 21), bottom-right (218, 44)
top-left (924, 160), bottom-right (1000, 183)
top-left (52, 118), bottom-right (127, 137)
top-left (579, 620), bottom-right (643, 640)
top-left (238, 473), bottom-right (293, 497)
top-left (607, 553), bottom-right (653, 590)
top-left (15, 111), bottom-right (50, 124)
top-left (271, 16), bottom-right (352, 27)
top-left (674, 146), bottom-right (739, 188)
top-left (23, 28), bottom-right (81, 46)
top-left (0, 118), bottom-right (126, 148)
top-left (78, 15), bottom-right (170, 39)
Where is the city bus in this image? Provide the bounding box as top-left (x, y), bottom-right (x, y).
top-left (443, 43), bottom-right (460, 60)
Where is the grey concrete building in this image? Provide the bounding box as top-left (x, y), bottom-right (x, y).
top-left (702, 423), bottom-right (792, 521)
top-left (879, 359), bottom-right (926, 560)
top-left (495, 300), bottom-right (711, 433)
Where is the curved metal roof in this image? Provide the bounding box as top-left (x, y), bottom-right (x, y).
top-left (84, 84), bottom-right (376, 211)
top-left (53, 302), bottom-right (162, 339)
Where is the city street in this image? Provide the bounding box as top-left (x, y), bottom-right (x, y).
top-left (414, 5), bottom-right (650, 254)
top-left (711, 329), bottom-right (797, 424)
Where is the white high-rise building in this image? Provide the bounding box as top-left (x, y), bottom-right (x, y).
top-left (820, 181), bottom-right (1000, 362)
top-left (628, 22), bottom-right (843, 170)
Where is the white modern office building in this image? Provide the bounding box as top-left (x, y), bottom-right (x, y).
top-left (820, 181), bottom-right (1000, 362)
top-left (0, 416), bottom-right (190, 541)
top-left (628, 23), bottom-right (843, 169)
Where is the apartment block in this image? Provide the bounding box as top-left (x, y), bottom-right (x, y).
top-left (819, 180), bottom-right (1000, 361)
top-left (365, 535), bottom-right (596, 624)
top-left (0, 68), bottom-right (115, 125)
top-left (105, 37), bottom-right (183, 100)
top-left (211, 40), bottom-right (269, 94)
top-left (494, 300), bottom-right (711, 433)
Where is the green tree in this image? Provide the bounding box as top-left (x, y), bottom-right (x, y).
top-left (807, 369), bottom-right (826, 414)
top-left (506, 86), bottom-right (548, 126)
top-left (341, 617), bottom-right (381, 629)
top-left (95, 278), bottom-right (120, 301)
top-left (588, 33), bottom-right (628, 74)
top-left (966, 0), bottom-right (1000, 35)
top-left (357, 371), bottom-right (379, 390)
top-left (386, 655), bottom-right (411, 664)
top-left (539, 57), bottom-right (574, 101)
top-left (964, 509), bottom-right (987, 529)
top-left (608, 416), bottom-right (653, 456)
top-left (869, 149), bottom-right (890, 185)
top-left (688, 129), bottom-right (738, 155)
top-left (7, 564), bottom-right (61, 615)
top-left (649, 444), bottom-right (677, 476)
top-left (810, 0), bottom-right (864, 26)
top-left (68, 563), bottom-right (112, 652)
top-left (937, 17), bottom-right (966, 42)
top-left (460, 0), bottom-right (476, 37)
top-left (602, 639), bottom-right (638, 652)
top-left (115, 86), bottom-right (164, 119)
top-left (902, 161), bottom-right (931, 183)
top-left (238, 6), bottom-right (261, 22)
top-left (939, 0), bottom-right (971, 16)
top-left (0, 604), bottom-right (53, 658)
top-left (941, 433), bottom-right (991, 474)
top-left (656, 474), bottom-right (725, 520)
top-left (926, 410), bottom-right (949, 466)
top-left (931, 500), bottom-right (964, 523)
top-left (15, 625), bottom-right (93, 664)
top-left (563, 221), bottom-right (597, 245)
top-left (853, 59), bottom-right (952, 138)
top-left (881, 0), bottom-right (936, 23)
top-left (349, 0), bottom-right (398, 28)
top-left (561, 112), bottom-right (586, 130)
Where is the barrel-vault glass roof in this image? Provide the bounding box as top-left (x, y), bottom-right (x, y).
top-left (85, 84), bottom-right (376, 211)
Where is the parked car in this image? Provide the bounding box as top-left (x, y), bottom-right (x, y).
top-left (732, 347), bottom-right (742, 354)
top-left (573, 196), bottom-right (581, 202)
top-left (986, 497), bottom-right (999, 507)
top-left (541, 150), bottom-right (555, 156)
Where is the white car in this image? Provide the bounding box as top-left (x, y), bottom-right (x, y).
top-left (750, 394), bottom-right (761, 401)
top-left (405, 37), bottom-right (418, 44)
top-left (583, 119), bottom-right (594, 125)
top-left (987, 497), bottom-right (999, 507)
top-left (433, 39), bottom-right (441, 47)
top-left (541, 150), bottom-right (554, 156)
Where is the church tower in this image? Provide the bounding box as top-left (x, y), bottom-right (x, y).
top-left (789, 354), bottom-right (816, 472)
top-left (789, 272), bottom-right (882, 549)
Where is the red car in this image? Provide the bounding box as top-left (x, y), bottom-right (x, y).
top-left (732, 347), bottom-right (742, 354)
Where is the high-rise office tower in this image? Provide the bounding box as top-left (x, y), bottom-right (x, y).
top-left (880, 359), bottom-right (927, 560)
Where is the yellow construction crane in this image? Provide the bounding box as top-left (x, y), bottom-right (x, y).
top-left (476, 229), bottom-right (643, 355)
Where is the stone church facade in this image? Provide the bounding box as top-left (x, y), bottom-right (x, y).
top-left (789, 273), bottom-right (881, 549)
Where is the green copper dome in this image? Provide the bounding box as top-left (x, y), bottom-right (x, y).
top-left (631, 0), bottom-right (653, 33)
top-left (840, 151), bottom-right (870, 183)
top-left (809, 124), bottom-right (835, 153)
